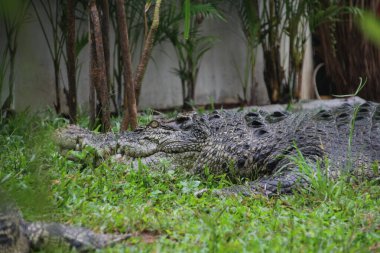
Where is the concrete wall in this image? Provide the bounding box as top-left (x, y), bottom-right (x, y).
top-left (0, 4), bottom-right (314, 112)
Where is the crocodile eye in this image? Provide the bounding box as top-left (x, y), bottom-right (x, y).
top-left (149, 120), bottom-right (160, 128)
top-left (175, 115), bottom-right (191, 124)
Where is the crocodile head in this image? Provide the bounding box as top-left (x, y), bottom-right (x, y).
top-left (54, 113), bottom-right (212, 168)
top-left (118, 114), bottom-right (211, 157)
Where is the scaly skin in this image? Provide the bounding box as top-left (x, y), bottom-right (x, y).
top-left (0, 205), bottom-right (129, 253)
top-left (55, 102), bottom-right (380, 196)
top-left (5, 102), bottom-right (377, 251)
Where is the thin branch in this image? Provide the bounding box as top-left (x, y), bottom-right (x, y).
top-left (134, 0), bottom-right (162, 103)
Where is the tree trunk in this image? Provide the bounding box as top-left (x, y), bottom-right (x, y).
top-left (99, 0), bottom-right (110, 90)
top-left (54, 62), bottom-right (61, 114)
top-left (89, 82), bottom-right (97, 129)
top-left (263, 44), bottom-right (284, 103)
top-left (99, 0), bottom-right (119, 114)
top-left (116, 48), bottom-right (123, 113)
top-left (66, 0), bottom-right (77, 123)
top-left (116, 0), bottom-right (138, 131)
top-left (89, 22), bottom-right (97, 130)
top-left (89, 0), bottom-right (111, 131)
top-left (186, 51), bottom-right (196, 108)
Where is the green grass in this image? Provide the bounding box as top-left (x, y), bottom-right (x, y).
top-left (1, 112), bottom-right (379, 253)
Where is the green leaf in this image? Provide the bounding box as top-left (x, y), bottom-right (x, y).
top-left (358, 11), bottom-right (380, 47)
top-left (372, 161), bottom-right (379, 175)
top-left (75, 32), bottom-right (88, 56)
top-left (190, 3), bottom-right (225, 22)
top-left (183, 0), bottom-right (191, 40)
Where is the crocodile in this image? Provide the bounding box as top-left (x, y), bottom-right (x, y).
top-left (0, 203), bottom-right (129, 253)
top-left (5, 101), bottom-right (377, 252)
top-left (55, 101), bottom-right (380, 196)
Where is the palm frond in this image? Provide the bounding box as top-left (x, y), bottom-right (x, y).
top-left (238, 0), bottom-right (260, 46)
top-left (190, 3), bottom-right (225, 21)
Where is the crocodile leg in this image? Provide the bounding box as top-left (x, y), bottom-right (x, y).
top-left (213, 170), bottom-right (309, 197)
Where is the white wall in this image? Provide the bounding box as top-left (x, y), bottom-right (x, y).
top-left (0, 4), bottom-right (313, 112)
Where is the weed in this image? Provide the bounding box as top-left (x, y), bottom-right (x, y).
top-left (0, 112), bottom-right (379, 252)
